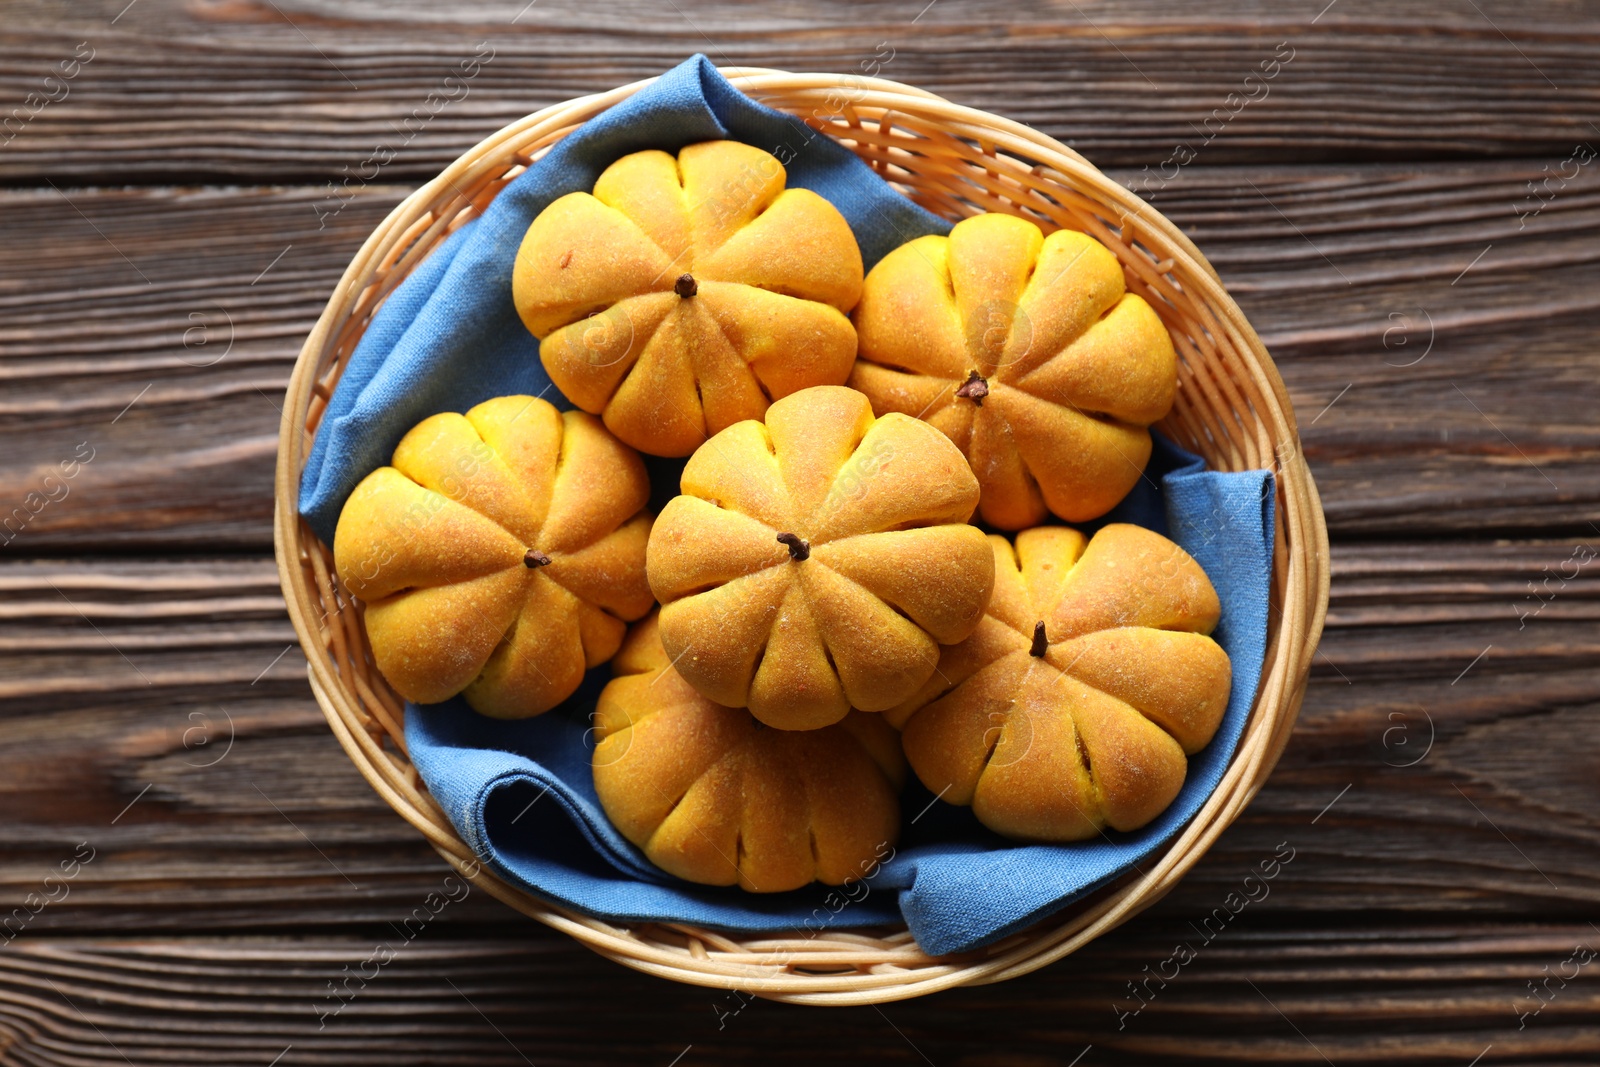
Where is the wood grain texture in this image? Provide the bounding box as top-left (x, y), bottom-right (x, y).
top-left (3, 158), bottom-right (1596, 551)
top-left (2, 0), bottom-right (1599, 184)
top-left (3, 0), bottom-right (1598, 1057)
top-left (0, 924), bottom-right (1596, 1065)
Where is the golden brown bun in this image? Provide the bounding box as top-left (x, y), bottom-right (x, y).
top-left (592, 613), bottom-right (905, 892)
top-left (891, 524), bottom-right (1231, 842)
top-left (647, 385), bottom-right (996, 731)
top-left (848, 212), bottom-right (1178, 528)
top-left (333, 396), bottom-right (655, 718)
top-left (513, 141), bottom-right (865, 458)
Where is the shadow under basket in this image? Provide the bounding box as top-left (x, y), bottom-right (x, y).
top-left (273, 67), bottom-right (1331, 1006)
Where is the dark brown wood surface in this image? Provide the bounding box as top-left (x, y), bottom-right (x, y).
top-left (3, 0), bottom-right (1598, 1062)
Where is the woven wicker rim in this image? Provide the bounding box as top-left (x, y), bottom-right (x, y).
top-left (273, 67), bottom-right (1330, 1006)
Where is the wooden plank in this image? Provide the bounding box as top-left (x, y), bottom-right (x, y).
top-left (1153, 162), bottom-right (1600, 536)
top-left (0, 185), bottom-right (395, 552)
top-left (1, 0), bottom-right (1598, 184)
top-left (0, 924), bottom-right (1594, 1064)
top-left (3, 158), bottom-right (1598, 550)
top-left (0, 541), bottom-right (1594, 935)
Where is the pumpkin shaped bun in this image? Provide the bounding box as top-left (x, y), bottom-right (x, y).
top-left (333, 396), bottom-right (654, 719)
top-left (888, 524), bottom-right (1231, 842)
top-left (647, 385), bottom-right (996, 731)
top-left (849, 212), bottom-right (1178, 529)
top-left (513, 140), bottom-right (865, 458)
top-left (592, 612), bottom-right (905, 892)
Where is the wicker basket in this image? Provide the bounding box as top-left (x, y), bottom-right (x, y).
top-left (274, 67), bottom-right (1330, 1005)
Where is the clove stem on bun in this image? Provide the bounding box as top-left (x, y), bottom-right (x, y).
top-left (954, 370), bottom-right (989, 404)
top-left (775, 532), bottom-right (810, 561)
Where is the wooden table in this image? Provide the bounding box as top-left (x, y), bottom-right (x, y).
top-left (3, 1), bottom-right (1597, 1062)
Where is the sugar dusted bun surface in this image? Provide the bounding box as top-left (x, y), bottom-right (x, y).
top-left (513, 140), bottom-right (865, 458)
top-left (592, 612), bottom-right (905, 892)
top-left (849, 212), bottom-right (1178, 529)
top-left (647, 385), bottom-right (997, 731)
top-left (333, 396), bottom-right (654, 719)
top-left (889, 523), bottom-right (1231, 842)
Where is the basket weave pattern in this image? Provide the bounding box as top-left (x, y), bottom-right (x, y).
top-left (273, 68), bottom-right (1330, 1006)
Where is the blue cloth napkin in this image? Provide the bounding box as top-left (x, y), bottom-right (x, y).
top-left (298, 55), bottom-right (1277, 955)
